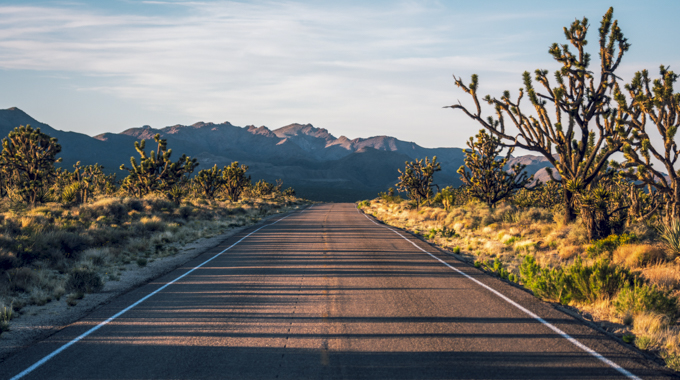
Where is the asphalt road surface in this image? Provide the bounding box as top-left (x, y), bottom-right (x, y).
top-left (2, 203), bottom-right (676, 379)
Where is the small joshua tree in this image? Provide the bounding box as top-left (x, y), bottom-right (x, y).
top-left (253, 179), bottom-right (276, 197)
top-left (0, 125), bottom-right (62, 205)
top-left (458, 130), bottom-right (535, 207)
top-left (396, 156), bottom-right (441, 208)
top-left (57, 162), bottom-right (116, 204)
top-left (194, 164), bottom-right (225, 200)
top-left (120, 134), bottom-right (198, 198)
top-left (222, 161), bottom-right (250, 202)
top-left (434, 186), bottom-right (456, 211)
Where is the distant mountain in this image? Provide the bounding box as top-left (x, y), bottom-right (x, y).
top-left (0, 107), bottom-right (556, 202)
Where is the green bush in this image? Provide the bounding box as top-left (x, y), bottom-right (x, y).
top-left (66, 268), bottom-right (103, 293)
top-left (476, 257), bottom-right (515, 282)
top-left (586, 233), bottom-right (637, 258)
top-left (565, 258), bottom-right (632, 303)
top-left (357, 200), bottom-right (370, 208)
top-left (520, 256), bottom-right (633, 305)
top-left (520, 256), bottom-right (571, 304)
top-left (614, 280), bottom-right (678, 319)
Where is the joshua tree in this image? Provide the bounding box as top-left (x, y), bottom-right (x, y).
top-left (447, 7), bottom-right (632, 226)
top-left (194, 164), bottom-right (225, 200)
top-left (434, 186), bottom-right (456, 211)
top-left (615, 66), bottom-right (680, 221)
top-left (396, 156), bottom-right (441, 208)
top-left (0, 125), bottom-right (61, 205)
top-left (222, 161), bottom-right (250, 202)
top-left (458, 130), bottom-right (535, 207)
top-left (57, 162), bottom-right (116, 204)
top-left (120, 134), bottom-right (198, 198)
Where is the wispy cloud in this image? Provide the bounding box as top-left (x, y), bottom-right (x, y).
top-left (0, 1), bottom-right (674, 146)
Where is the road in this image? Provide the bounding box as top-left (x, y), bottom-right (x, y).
top-left (1, 203), bottom-right (674, 379)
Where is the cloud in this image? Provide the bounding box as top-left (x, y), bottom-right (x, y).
top-left (2, 0), bottom-right (658, 147)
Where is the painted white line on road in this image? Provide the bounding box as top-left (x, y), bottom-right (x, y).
top-left (358, 208), bottom-right (641, 380)
top-left (10, 214), bottom-right (293, 380)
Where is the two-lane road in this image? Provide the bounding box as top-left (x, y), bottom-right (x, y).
top-left (1, 203), bottom-right (673, 379)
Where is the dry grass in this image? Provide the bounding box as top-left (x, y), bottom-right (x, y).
top-left (613, 244), bottom-right (666, 269)
top-left (641, 263), bottom-right (680, 289)
top-left (359, 197), bottom-right (680, 371)
top-left (0, 193), bottom-right (310, 319)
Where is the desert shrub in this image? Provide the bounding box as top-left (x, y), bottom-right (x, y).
top-left (520, 256), bottom-right (571, 304)
top-left (357, 200), bottom-right (370, 208)
top-left (81, 247), bottom-right (112, 266)
top-left (32, 230), bottom-right (91, 260)
top-left (123, 198), bottom-right (144, 212)
top-left (66, 267), bottom-right (103, 293)
top-left (7, 267), bottom-right (37, 292)
top-left (0, 248), bottom-right (18, 270)
top-left (483, 257), bottom-right (516, 282)
top-left (614, 280), bottom-right (678, 319)
top-left (586, 233), bottom-right (637, 258)
top-left (520, 256), bottom-right (633, 304)
top-left (178, 206), bottom-right (193, 219)
top-left (138, 216), bottom-right (165, 232)
top-left (87, 198), bottom-right (128, 221)
top-left (566, 258), bottom-right (633, 303)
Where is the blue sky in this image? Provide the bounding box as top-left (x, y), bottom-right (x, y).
top-left (0, 1), bottom-right (677, 149)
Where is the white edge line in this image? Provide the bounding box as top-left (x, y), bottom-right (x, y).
top-left (357, 208), bottom-right (641, 380)
top-left (10, 214), bottom-right (293, 380)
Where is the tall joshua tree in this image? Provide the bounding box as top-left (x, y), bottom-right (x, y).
top-left (447, 7), bottom-right (632, 225)
top-left (458, 129), bottom-right (535, 207)
top-left (0, 125), bottom-right (61, 205)
top-left (396, 156), bottom-right (441, 208)
top-left (615, 66), bottom-right (680, 221)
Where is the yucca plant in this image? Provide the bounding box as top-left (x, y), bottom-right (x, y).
top-left (658, 218), bottom-right (680, 257)
top-left (0, 303), bottom-right (12, 335)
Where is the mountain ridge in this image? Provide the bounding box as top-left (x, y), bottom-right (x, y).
top-left (0, 107), bottom-right (554, 201)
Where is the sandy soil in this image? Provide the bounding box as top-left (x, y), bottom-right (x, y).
top-left (0, 214), bottom-right (281, 362)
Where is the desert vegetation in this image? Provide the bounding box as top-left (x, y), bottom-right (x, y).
top-left (363, 6), bottom-right (680, 371)
top-left (0, 126), bottom-right (307, 336)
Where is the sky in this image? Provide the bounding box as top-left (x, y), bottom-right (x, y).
top-left (0, 0), bottom-right (677, 149)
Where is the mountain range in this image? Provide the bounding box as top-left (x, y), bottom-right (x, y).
top-left (0, 107), bottom-right (554, 202)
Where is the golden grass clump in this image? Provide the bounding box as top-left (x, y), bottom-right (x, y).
top-left (633, 312), bottom-right (672, 351)
top-left (641, 263), bottom-right (680, 289)
top-left (613, 244), bottom-right (666, 268)
top-left (558, 245), bottom-right (581, 260)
